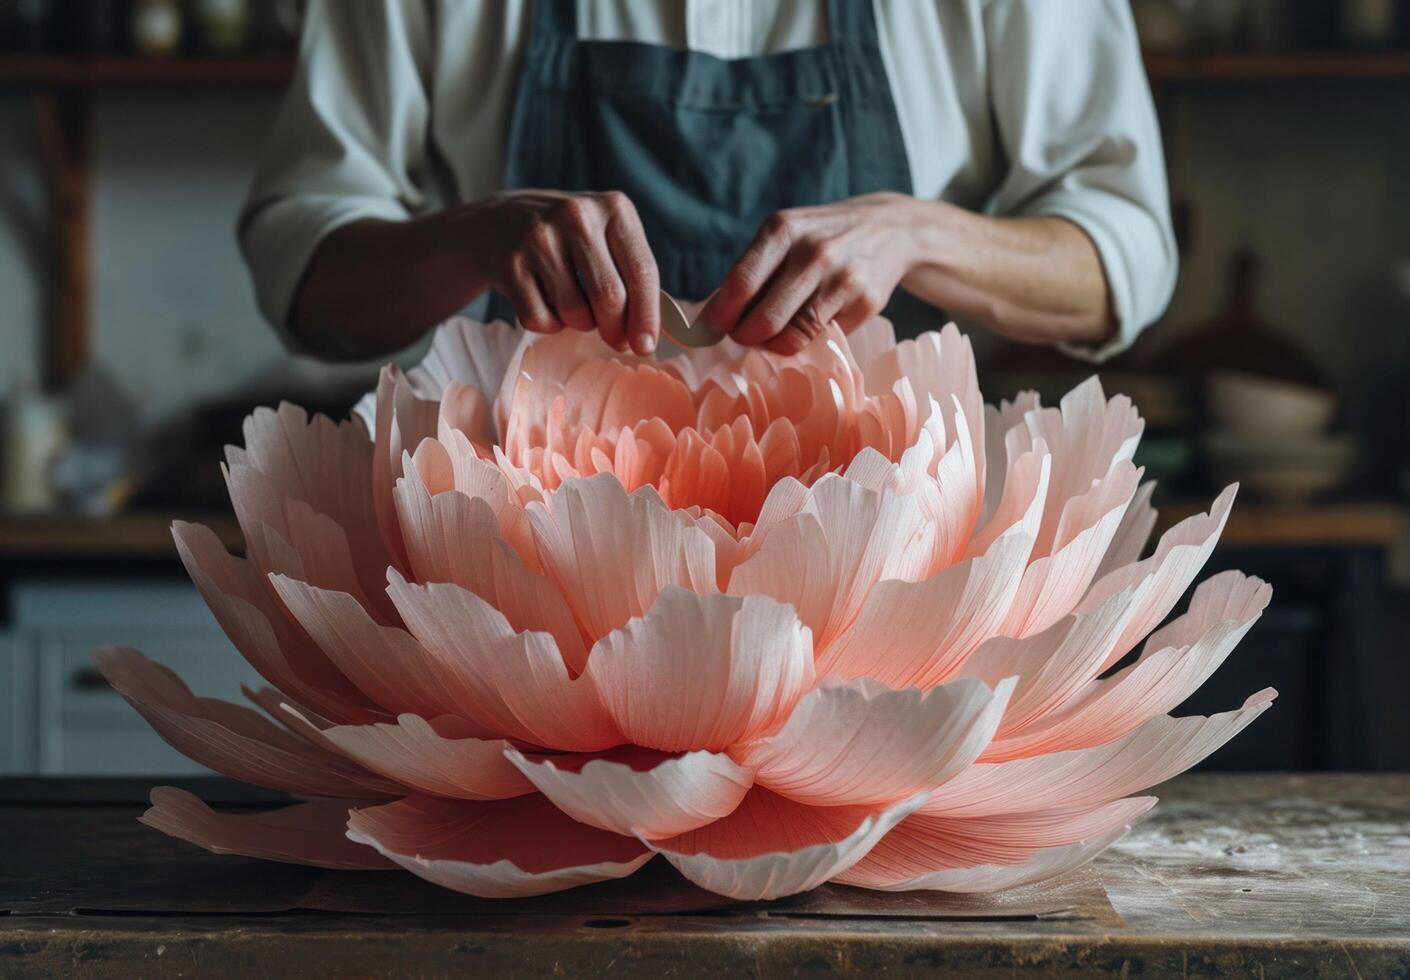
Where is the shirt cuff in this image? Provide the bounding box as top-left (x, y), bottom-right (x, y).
top-left (239, 193), bottom-right (410, 354)
top-left (1020, 190), bottom-right (1176, 364)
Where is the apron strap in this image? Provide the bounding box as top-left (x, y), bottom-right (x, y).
top-left (531, 0), bottom-right (577, 42)
top-left (827, 0), bottom-right (882, 46)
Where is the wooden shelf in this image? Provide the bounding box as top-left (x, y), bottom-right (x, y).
top-left (0, 54), bottom-right (293, 88)
top-left (0, 513), bottom-right (243, 561)
top-left (1155, 500), bottom-right (1405, 549)
top-left (1145, 50), bottom-right (1410, 84)
top-left (0, 501), bottom-right (1401, 563)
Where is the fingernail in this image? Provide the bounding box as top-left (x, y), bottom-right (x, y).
top-left (634, 333), bottom-right (657, 356)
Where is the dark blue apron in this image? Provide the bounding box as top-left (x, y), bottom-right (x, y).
top-left (497, 0), bottom-right (918, 322)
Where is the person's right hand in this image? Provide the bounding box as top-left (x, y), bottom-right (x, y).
top-left (467, 190), bottom-right (661, 356)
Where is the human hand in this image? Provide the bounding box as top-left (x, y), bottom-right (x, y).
top-left (467, 190), bottom-right (661, 355)
top-left (697, 193), bottom-right (924, 355)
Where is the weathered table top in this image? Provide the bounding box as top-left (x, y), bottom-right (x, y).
top-left (2, 773), bottom-right (1408, 978)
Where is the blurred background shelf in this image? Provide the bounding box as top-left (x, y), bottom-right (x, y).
top-left (0, 513), bottom-right (242, 561)
top-left (1144, 49), bottom-right (1410, 83)
top-left (0, 55), bottom-right (294, 87)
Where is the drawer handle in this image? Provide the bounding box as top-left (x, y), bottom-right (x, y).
top-left (70, 667), bottom-right (112, 692)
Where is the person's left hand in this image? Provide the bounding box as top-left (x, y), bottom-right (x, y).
top-left (696, 193), bottom-right (923, 355)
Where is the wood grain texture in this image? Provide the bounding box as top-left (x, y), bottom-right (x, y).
top-left (1, 774), bottom-right (1407, 977)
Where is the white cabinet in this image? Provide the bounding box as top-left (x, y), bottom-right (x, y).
top-left (2, 579), bottom-right (262, 776)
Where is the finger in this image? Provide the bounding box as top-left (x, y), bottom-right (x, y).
top-left (566, 226), bottom-right (630, 350)
top-left (762, 275), bottom-right (855, 356)
top-left (731, 247), bottom-right (825, 347)
top-left (603, 194), bottom-right (660, 356)
top-left (697, 211), bottom-right (796, 338)
top-left (528, 227), bottom-right (595, 333)
top-left (503, 260), bottom-right (559, 334)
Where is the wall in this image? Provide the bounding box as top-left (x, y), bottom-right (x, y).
top-left (0, 91), bottom-right (380, 425)
top-left (1156, 82), bottom-right (1410, 490)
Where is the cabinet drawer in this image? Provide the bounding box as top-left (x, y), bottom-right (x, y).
top-left (14, 579), bottom-right (266, 776)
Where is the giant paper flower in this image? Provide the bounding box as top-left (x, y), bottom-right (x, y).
top-left (96, 315), bottom-right (1274, 900)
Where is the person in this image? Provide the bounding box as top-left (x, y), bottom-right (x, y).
top-left (239, 0), bottom-right (1175, 365)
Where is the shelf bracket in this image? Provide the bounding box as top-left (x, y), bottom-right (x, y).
top-left (30, 87), bottom-right (91, 391)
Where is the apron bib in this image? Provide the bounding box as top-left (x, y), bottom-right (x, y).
top-left (500, 0), bottom-right (920, 325)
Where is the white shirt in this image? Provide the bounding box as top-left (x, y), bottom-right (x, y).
top-left (241, 0), bottom-right (1176, 360)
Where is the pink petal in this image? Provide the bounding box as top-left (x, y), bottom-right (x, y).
top-left (346, 794), bottom-right (652, 898)
top-left (311, 713), bottom-right (533, 801)
top-left (838, 826), bottom-right (1130, 893)
top-left (583, 589), bottom-right (814, 753)
top-left (386, 572), bottom-right (621, 751)
top-left (988, 574), bottom-right (1272, 759)
top-left (140, 786), bottom-right (394, 870)
top-left (408, 315), bottom-right (523, 421)
top-left (373, 366), bottom-right (442, 575)
top-left (836, 796), bottom-right (1153, 891)
top-left (999, 460), bottom-right (1140, 637)
top-left (234, 402), bottom-right (388, 602)
top-left (1079, 485), bottom-right (1237, 674)
top-left (1021, 378), bottom-right (1143, 557)
top-left (393, 468), bottom-right (588, 671)
top-left (173, 521), bottom-right (380, 725)
top-left (734, 676), bottom-right (1013, 806)
top-left (845, 315), bottom-right (899, 379)
top-left (645, 788), bottom-right (927, 901)
top-left (506, 745), bottom-right (754, 839)
top-left (818, 531), bottom-right (1032, 689)
top-left (958, 584), bottom-right (1148, 740)
top-left (224, 462), bottom-right (379, 613)
top-left (1097, 479), bottom-right (1157, 579)
top-left (270, 576), bottom-right (469, 720)
top-left (527, 475), bottom-right (717, 641)
top-left (922, 689), bottom-right (1278, 818)
top-left (93, 646), bottom-right (397, 798)
top-left (729, 475), bottom-right (930, 645)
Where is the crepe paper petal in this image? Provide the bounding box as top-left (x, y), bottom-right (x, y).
top-left (139, 787), bottom-right (395, 871)
top-left (172, 521), bottom-right (381, 725)
top-left (735, 676), bottom-right (1013, 807)
top-left (390, 468), bottom-right (589, 672)
top-left (224, 461), bottom-right (381, 614)
top-left (998, 460), bottom-right (1141, 638)
top-left (818, 531), bottom-right (1032, 690)
top-left (583, 588), bottom-right (814, 753)
top-left (1079, 485), bottom-right (1237, 674)
top-left (93, 646), bottom-right (398, 799)
top-left (270, 576), bottom-right (471, 721)
top-left (921, 690), bottom-right (1277, 819)
top-left (966, 444), bottom-right (1050, 560)
top-left (987, 576), bottom-right (1272, 759)
top-left (373, 366), bottom-right (443, 575)
top-left (407, 315), bottom-right (523, 420)
top-left (1006, 378), bottom-right (1143, 559)
top-left (845, 315), bottom-right (900, 384)
top-left (386, 572), bottom-right (621, 751)
top-left (506, 745), bottom-right (754, 839)
top-left (728, 475), bottom-right (931, 645)
top-left (959, 584), bottom-right (1150, 741)
top-left (346, 794), bottom-right (652, 899)
top-left (308, 713), bottom-right (533, 801)
top-left (645, 788), bottom-right (929, 901)
top-left (839, 826), bottom-right (1130, 893)
top-left (835, 796), bottom-right (1153, 891)
top-left (526, 475), bottom-right (717, 642)
top-left (1096, 480), bottom-right (1158, 580)
top-left (233, 403), bottom-right (389, 599)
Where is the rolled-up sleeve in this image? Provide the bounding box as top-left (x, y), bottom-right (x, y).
top-left (984, 0), bottom-right (1177, 361)
top-left (238, 0), bottom-right (433, 345)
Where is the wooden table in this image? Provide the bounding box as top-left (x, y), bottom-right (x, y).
top-left (2, 774), bottom-right (1408, 978)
